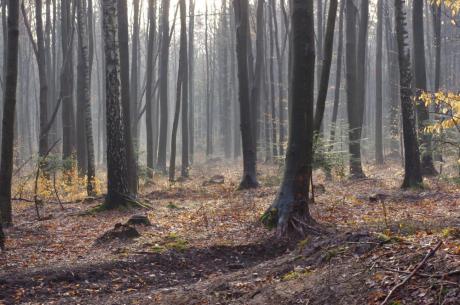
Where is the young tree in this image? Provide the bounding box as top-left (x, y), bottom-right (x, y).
top-left (101, 0), bottom-right (132, 207)
top-left (0, 0), bottom-right (20, 226)
top-left (375, 0), bottom-right (384, 164)
top-left (394, 0), bottom-right (423, 188)
top-left (263, 0), bottom-right (317, 237)
top-left (413, 0), bottom-right (437, 176)
top-left (157, 0), bottom-right (171, 173)
top-left (233, 0), bottom-right (259, 189)
top-left (76, 0), bottom-right (96, 196)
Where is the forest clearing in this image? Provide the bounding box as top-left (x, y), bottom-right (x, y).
top-left (1, 161), bottom-right (459, 304)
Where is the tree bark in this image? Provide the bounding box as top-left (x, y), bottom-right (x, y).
top-left (102, 0), bottom-right (131, 207)
top-left (413, 0), bottom-right (436, 176)
top-left (0, 0), bottom-right (19, 226)
top-left (264, 0), bottom-right (316, 237)
top-left (233, 0), bottom-right (259, 189)
top-left (394, 0), bottom-right (423, 188)
top-left (76, 0), bottom-right (96, 196)
top-left (117, 0), bottom-right (138, 193)
top-left (375, 0), bottom-right (384, 164)
top-left (157, 0), bottom-right (170, 173)
top-left (314, 0), bottom-right (338, 132)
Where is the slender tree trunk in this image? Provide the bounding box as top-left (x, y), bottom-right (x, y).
top-left (268, 2), bottom-right (277, 158)
top-left (146, 0), bottom-right (157, 170)
top-left (77, 18), bottom-right (88, 174)
top-left (314, 0), bottom-right (338, 132)
top-left (221, 0), bottom-right (232, 158)
top-left (205, 3), bottom-right (213, 157)
top-left (375, 0), bottom-right (384, 164)
top-left (233, 0), bottom-right (259, 189)
top-left (0, 0), bottom-right (19, 226)
top-left (328, 0), bottom-right (344, 151)
top-left (102, 0), bottom-right (131, 207)
top-left (76, 0), bottom-right (96, 196)
top-left (188, 0), bottom-right (195, 163)
top-left (157, 0), bottom-right (170, 173)
top-left (263, 0), bottom-right (316, 237)
top-left (61, 0), bottom-right (75, 161)
top-left (345, 0), bottom-right (365, 178)
top-left (118, 0), bottom-right (138, 193)
top-left (413, 0), bottom-right (436, 176)
top-left (394, 0), bottom-right (422, 188)
top-left (131, 0), bottom-right (140, 142)
top-left (170, 0), bottom-right (188, 181)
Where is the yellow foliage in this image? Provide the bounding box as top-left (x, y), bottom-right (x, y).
top-left (421, 91), bottom-right (460, 135)
top-left (432, 0), bottom-right (460, 16)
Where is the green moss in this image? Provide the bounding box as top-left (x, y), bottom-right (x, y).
top-left (281, 269), bottom-right (311, 281)
top-left (166, 202), bottom-right (180, 209)
top-left (260, 208), bottom-right (278, 229)
top-left (442, 227), bottom-right (460, 239)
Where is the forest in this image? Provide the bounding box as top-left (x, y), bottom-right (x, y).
top-left (0, 0), bottom-right (460, 304)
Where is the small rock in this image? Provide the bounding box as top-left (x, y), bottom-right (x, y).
top-left (96, 223), bottom-right (140, 244)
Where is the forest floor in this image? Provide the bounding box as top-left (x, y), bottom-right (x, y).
top-left (0, 160), bottom-right (460, 304)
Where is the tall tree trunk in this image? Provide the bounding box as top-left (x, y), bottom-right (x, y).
top-left (36, 0), bottom-right (49, 158)
top-left (0, 0), bottom-right (19, 226)
top-left (157, 0), bottom-right (170, 173)
top-left (268, 2), bottom-right (278, 158)
top-left (169, 0), bottom-right (188, 181)
top-left (118, 0), bottom-right (138, 193)
top-left (188, 0), bottom-right (195, 163)
top-left (205, 3), bottom-right (213, 157)
top-left (145, 0), bottom-right (157, 170)
top-left (61, 0), bottom-right (75, 161)
top-left (263, 0), bottom-right (316, 237)
top-left (345, 0), bottom-right (365, 178)
top-left (375, 0), bottom-right (384, 164)
top-left (413, 0), bottom-right (436, 176)
top-left (432, 3), bottom-right (441, 92)
top-left (394, 0), bottom-right (422, 188)
top-left (77, 18), bottom-right (88, 175)
top-left (76, 0), bottom-right (96, 196)
top-left (221, 0), bottom-right (232, 159)
top-left (101, 0), bottom-right (131, 207)
top-left (130, 0), bottom-right (140, 141)
top-left (314, 0), bottom-right (338, 132)
top-left (251, 0), bottom-right (265, 153)
top-left (328, 0), bottom-right (344, 151)
top-left (233, 0), bottom-right (259, 189)
top-left (270, 0), bottom-right (286, 156)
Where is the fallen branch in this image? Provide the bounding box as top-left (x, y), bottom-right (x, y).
top-left (381, 241), bottom-right (443, 305)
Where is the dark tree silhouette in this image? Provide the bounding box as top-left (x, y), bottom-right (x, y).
top-left (0, 0), bottom-right (20, 226)
top-left (233, 0), bottom-right (259, 189)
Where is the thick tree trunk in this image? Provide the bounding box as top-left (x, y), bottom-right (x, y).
top-left (394, 0), bottom-right (423, 188)
top-left (102, 0), bottom-right (132, 207)
top-left (233, 0), bottom-right (259, 189)
top-left (117, 0), bottom-right (138, 194)
top-left (76, 0), bottom-right (96, 196)
top-left (413, 0), bottom-right (437, 176)
top-left (264, 0), bottom-right (316, 237)
top-left (0, 0), bottom-right (19, 226)
top-left (375, 0), bottom-right (384, 164)
top-left (157, 0), bottom-right (170, 173)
